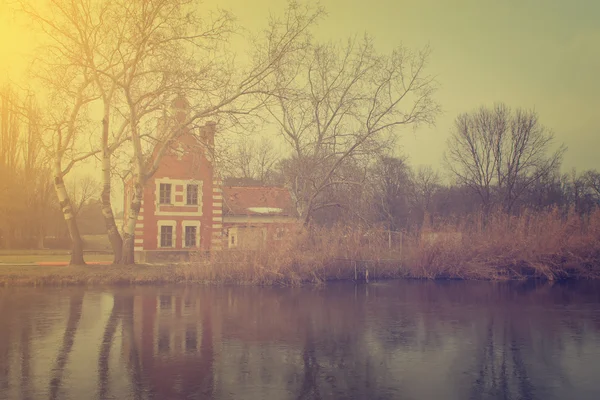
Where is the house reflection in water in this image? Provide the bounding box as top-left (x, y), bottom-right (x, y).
top-left (118, 291), bottom-right (216, 399)
top-left (114, 287), bottom-right (368, 399)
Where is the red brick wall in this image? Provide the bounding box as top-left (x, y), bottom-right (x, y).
top-left (124, 125), bottom-right (219, 253)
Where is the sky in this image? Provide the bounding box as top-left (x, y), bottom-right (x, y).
top-left (1, 0), bottom-right (599, 175)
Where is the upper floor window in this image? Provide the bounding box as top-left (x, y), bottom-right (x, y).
top-left (159, 183), bottom-right (171, 204)
top-left (186, 184), bottom-right (198, 205)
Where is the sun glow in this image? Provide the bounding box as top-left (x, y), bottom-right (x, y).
top-left (0, 2), bottom-right (38, 85)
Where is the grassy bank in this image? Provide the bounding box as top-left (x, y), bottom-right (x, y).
top-left (0, 264), bottom-right (181, 286)
top-left (184, 208), bottom-right (600, 285)
top-left (0, 252), bottom-right (113, 264)
top-left (2, 208), bottom-right (599, 286)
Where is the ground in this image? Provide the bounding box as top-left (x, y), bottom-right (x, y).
top-left (0, 264), bottom-right (182, 286)
top-left (0, 250), bottom-right (114, 265)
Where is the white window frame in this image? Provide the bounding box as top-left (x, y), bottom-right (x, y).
top-left (154, 178), bottom-right (204, 216)
top-left (182, 221), bottom-right (201, 248)
top-left (158, 220), bottom-right (177, 248)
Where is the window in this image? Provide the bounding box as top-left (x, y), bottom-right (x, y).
top-left (159, 183), bottom-right (171, 204)
top-left (184, 226), bottom-right (197, 247)
top-left (186, 184), bottom-right (198, 205)
top-left (274, 228), bottom-right (285, 240)
top-left (158, 329), bottom-right (170, 354)
top-left (185, 327), bottom-right (197, 352)
top-left (160, 295), bottom-right (172, 310)
top-left (160, 225), bottom-right (173, 247)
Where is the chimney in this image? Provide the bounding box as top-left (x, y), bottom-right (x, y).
top-left (200, 121), bottom-right (216, 148)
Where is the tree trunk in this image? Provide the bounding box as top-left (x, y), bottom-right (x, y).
top-left (101, 146), bottom-right (123, 264)
top-left (53, 163), bottom-right (86, 266)
top-left (119, 179), bottom-right (144, 265)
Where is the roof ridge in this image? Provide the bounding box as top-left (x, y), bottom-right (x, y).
top-left (224, 186), bottom-right (287, 190)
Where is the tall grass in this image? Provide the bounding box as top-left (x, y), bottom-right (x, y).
top-left (3, 209), bottom-right (598, 286)
top-left (184, 208), bottom-right (600, 284)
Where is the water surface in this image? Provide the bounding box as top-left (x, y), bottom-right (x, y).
top-left (1, 280), bottom-right (600, 399)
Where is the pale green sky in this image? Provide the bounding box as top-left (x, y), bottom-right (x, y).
top-left (207, 0), bottom-right (600, 173)
top-left (1, 0), bottom-right (598, 175)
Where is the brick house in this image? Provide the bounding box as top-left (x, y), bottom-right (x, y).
top-left (124, 96), bottom-right (299, 263)
top-left (222, 186), bottom-right (299, 250)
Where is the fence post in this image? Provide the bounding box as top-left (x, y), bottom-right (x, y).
top-left (400, 231), bottom-right (403, 266)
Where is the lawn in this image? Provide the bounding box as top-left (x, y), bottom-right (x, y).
top-left (0, 264), bottom-right (180, 286)
top-left (0, 252), bottom-right (114, 264)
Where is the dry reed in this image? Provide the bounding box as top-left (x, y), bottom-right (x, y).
top-left (183, 208), bottom-right (600, 284)
top-left (2, 208), bottom-right (599, 286)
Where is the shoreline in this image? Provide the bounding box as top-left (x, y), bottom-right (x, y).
top-left (0, 263), bottom-right (597, 287)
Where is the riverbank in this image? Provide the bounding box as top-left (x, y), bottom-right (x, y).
top-left (1, 209), bottom-right (599, 286)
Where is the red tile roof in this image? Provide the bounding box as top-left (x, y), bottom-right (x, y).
top-left (222, 186), bottom-right (297, 216)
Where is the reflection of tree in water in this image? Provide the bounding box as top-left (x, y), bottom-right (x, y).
top-left (19, 319), bottom-right (32, 400)
top-left (97, 294), bottom-right (145, 400)
top-left (97, 294), bottom-right (121, 399)
top-left (467, 302), bottom-right (577, 399)
top-left (296, 325), bottom-right (321, 400)
top-left (2, 281), bottom-right (600, 400)
top-left (49, 291), bottom-right (85, 400)
top-left (0, 290), bottom-right (62, 400)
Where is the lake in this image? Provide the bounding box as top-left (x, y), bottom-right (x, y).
top-left (1, 280), bottom-right (600, 400)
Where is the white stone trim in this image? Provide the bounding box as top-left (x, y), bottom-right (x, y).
top-left (135, 223), bottom-right (144, 228)
top-left (212, 195), bottom-right (222, 201)
top-left (212, 216), bottom-right (222, 222)
top-left (154, 177), bottom-right (203, 216)
top-left (223, 215), bottom-right (299, 224)
top-left (157, 220), bottom-right (177, 248)
top-left (212, 223), bottom-right (222, 229)
top-left (213, 208), bottom-right (223, 215)
top-left (138, 215), bottom-right (144, 221)
top-left (135, 238), bottom-right (144, 244)
top-left (155, 211), bottom-right (203, 217)
top-left (134, 246), bottom-right (144, 251)
top-left (182, 220), bottom-right (201, 248)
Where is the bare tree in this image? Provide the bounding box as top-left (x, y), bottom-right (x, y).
top-left (19, 0), bottom-right (106, 264)
top-left (263, 35), bottom-right (439, 224)
top-left (112, 0), bottom-right (322, 263)
top-left (445, 103), bottom-right (565, 214)
top-left (583, 170), bottom-right (600, 199)
top-left (411, 165), bottom-right (441, 216)
top-left (0, 85), bottom-right (55, 249)
top-left (370, 156), bottom-right (413, 231)
top-left (224, 136), bottom-right (280, 183)
top-left (67, 174), bottom-right (100, 217)
top-left (22, 0), bottom-right (323, 263)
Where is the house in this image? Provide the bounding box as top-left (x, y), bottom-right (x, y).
top-left (222, 186), bottom-right (299, 249)
top-left (124, 96), bottom-right (299, 263)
